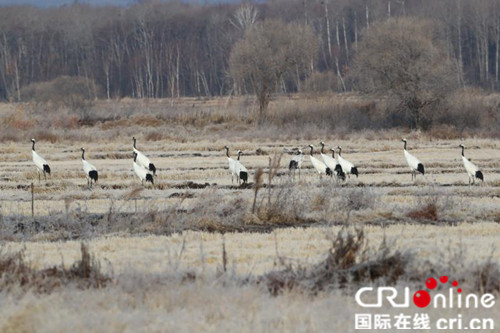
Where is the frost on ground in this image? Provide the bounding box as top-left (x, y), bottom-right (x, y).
top-left (1, 223), bottom-right (500, 332)
top-left (0, 137), bottom-right (499, 331)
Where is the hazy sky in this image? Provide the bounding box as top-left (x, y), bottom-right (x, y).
top-left (0, 0), bottom-right (238, 6)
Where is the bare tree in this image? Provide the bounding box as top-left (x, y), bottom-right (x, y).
top-left (229, 20), bottom-right (318, 120)
top-left (351, 18), bottom-right (460, 129)
top-left (230, 4), bottom-right (259, 33)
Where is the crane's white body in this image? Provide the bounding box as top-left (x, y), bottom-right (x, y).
top-left (31, 139), bottom-right (51, 182)
top-left (227, 157), bottom-right (238, 180)
top-left (337, 155), bottom-right (353, 173)
top-left (133, 159), bottom-right (154, 186)
top-left (460, 145), bottom-right (483, 185)
top-left (404, 150), bottom-right (422, 173)
top-left (402, 139), bottom-right (424, 181)
top-left (132, 137), bottom-right (156, 175)
top-left (462, 155), bottom-right (479, 178)
top-left (310, 155), bottom-right (328, 174)
top-left (235, 160), bottom-right (248, 174)
top-left (320, 153), bottom-right (338, 172)
top-left (291, 152), bottom-right (304, 169)
top-left (337, 146), bottom-right (358, 178)
top-left (82, 159), bottom-right (97, 174)
top-left (289, 150), bottom-right (304, 179)
top-left (81, 148), bottom-right (98, 188)
top-left (133, 148), bottom-right (152, 169)
top-left (308, 145), bottom-right (328, 178)
top-left (235, 151), bottom-right (249, 185)
top-left (224, 146), bottom-right (239, 184)
top-left (319, 142), bottom-right (345, 181)
top-left (32, 150), bottom-right (48, 173)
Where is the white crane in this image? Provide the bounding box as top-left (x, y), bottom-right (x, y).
top-left (133, 152), bottom-right (154, 186)
top-left (133, 137), bottom-right (156, 176)
top-left (319, 142), bottom-right (345, 181)
top-left (288, 149), bottom-right (304, 179)
top-left (308, 144), bottom-right (331, 179)
top-left (336, 146), bottom-right (358, 178)
top-left (402, 139), bottom-right (424, 180)
top-left (31, 139), bottom-right (51, 182)
top-left (235, 150), bottom-right (249, 185)
top-left (81, 148), bottom-right (98, 188)
top-left (459, 144), bottom-right (483, 185)
top-left (224, 146), bottom-right (239, 184)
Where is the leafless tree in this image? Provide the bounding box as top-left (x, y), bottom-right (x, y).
top-left (229, 20), bottom-right (318, 120)
top-left (230, 3), bottom-right (259, 33)
top-left (351, 18), bottom-right (460, 129)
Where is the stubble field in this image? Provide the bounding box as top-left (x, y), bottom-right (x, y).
top-left (0, 98), bottom-right (499, 332)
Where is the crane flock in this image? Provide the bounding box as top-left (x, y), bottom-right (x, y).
top-left (28, 138), bottom-right (485, 188)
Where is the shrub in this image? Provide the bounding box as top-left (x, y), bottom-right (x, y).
top-left (0, 243), bottom-right (109, 293)
top-left (261, 228), bottom-right (410, 295)
top-left (407, 203), bottom-right (438, 221)
top-left (21, 76), bottom-right (99, 113)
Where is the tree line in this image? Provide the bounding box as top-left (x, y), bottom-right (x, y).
top-left (0, 0), bottom-right (499, 102)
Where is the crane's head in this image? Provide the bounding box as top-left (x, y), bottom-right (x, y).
top-left (337, 146), bottom-right (342, 149)
top-left (319, 141), bottom-right (325, 146)
top-left (297, 149), bottom-right (303, 154)
top-left (31, 138), bottom-right (35, 143)
top-left (81, 147), bottom-right (85, 152)
top-left (237, 150), bottom-right (242, 155)
top-left (459, 144), bottom-right (465, 148)
top-left (402, 138), bottom-right (407, 143)
top-left (224, 145), bottom-right (229, 150)
top-left (308, 144), bottom-right (314, 148)
top-left (330, 148), bottom-right (335, 152)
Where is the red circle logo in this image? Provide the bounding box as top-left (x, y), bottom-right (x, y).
top-left (413, 290), bottom-right (431, 308)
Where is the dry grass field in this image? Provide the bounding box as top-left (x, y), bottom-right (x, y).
top-left (1, 97), bottom-right (500, 332)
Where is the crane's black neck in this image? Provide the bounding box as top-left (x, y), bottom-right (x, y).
top-left (225, 148), bottom-right (230, 158)
top-left (32, 141), bottom-right (35, 151)
top-left (82, 150), bottom-right (85, 160)
top-left (320, 143), bottom-right (325, 154)
top-left (309, 146), bottom-right (314, 156)
top-left (133, 137), bottom-right (137, 149)
top-left (403, 141), bottom-right (407, 150)
top-left (338, 147), bottom-right (342, 156)
top-left (237, 152), bottom-right (241, 161)
top-left (133, 153), bottom-right (137, 162)
top-left (331, 150), bottom-right (335, 158)
top-left (461, 146), bottom-right (464, 156)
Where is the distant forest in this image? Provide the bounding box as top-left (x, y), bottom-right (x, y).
top-left (0, 0), bottom-right (499, 101)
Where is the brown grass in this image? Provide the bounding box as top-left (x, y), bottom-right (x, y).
top-left (261, 228), bottom-right (410, 295)
top-left (406, 203), bottom-right (438, 221)
top-left (0, 243), bottom-right (109, 293)
top-left (1, 90), bottom-right (499, 144)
